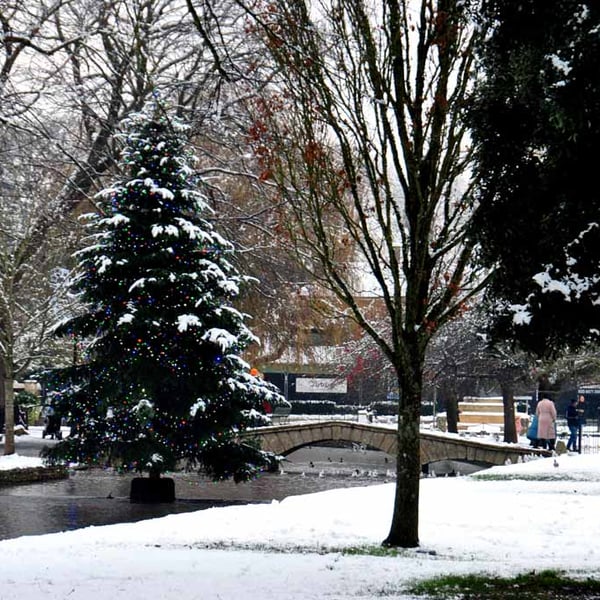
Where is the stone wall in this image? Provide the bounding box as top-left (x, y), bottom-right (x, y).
top-left (0, 465), bottom-right (68, 485)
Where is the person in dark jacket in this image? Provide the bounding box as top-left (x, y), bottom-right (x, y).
top-left (566, 398), bottom-right (580, 452)
top-left (42, 405), bottom-right (62, 440)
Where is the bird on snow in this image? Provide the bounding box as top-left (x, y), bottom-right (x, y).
top-left (553, 459), bottom-right (559, 468)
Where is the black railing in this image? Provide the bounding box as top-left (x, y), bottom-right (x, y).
top-left (556, 419), bottom-right (600, 454)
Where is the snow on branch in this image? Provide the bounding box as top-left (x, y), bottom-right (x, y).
top-left (151, 224), bottom-right (179, 237)
top-left (533, 223), bottom-right (599, 304)
top-left (177, 314), bottom-right (201, 332)
top-left (202, 328), bottom-right (238, 351)
top-left (511, 223), bottom-right (600, 327)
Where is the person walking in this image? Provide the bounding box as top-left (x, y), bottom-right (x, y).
top-left (536, 396), bottom-right (557, 451)
top-left (566, 398), bottom-right (579, 452)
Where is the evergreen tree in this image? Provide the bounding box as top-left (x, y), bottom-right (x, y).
top-left (470, 1), bottom-right (600, 357)
top-left (43, 100), bottom-right (283, 481)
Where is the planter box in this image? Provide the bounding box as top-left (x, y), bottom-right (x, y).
top-left (130, 477), bottom-right (175, 503)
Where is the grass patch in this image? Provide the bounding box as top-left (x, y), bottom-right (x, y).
top-left (472, 473), bottom-right (579, 481)
top-left (409, 570), bottom-right (600, 599)
top-left (341, 545), bottom-right (405, 557)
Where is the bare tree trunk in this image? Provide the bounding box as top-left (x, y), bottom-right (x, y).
top-left (383, 370), bottom-right (422, 547)
top-left (2, 365), bottom-right (15, 455)
top-left (445, 388), bottom-right (460, 434)
top-left (501, 381), bottom-right (517, 443)
top-left (0, 366), bottom-right (4, 441)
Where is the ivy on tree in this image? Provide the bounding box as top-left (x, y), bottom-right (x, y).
top-left (43, 100), bottom-right (282, 481)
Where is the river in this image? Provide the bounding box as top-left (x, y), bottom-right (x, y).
top-left (1, 428), bottom-right (483, 541)
top-left (0, 444), bottom-right (401, 541)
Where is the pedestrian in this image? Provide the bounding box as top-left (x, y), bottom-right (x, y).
top-left (566, 398), bottom-right (579, 452)
top-left (15, 405), bottom-right (28, 429)
top-left (42, 405), bottom-right (62, 440)
top-left (535, 396), bottom-right (557, 451)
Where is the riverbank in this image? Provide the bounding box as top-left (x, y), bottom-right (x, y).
top-left (0, 463), bottom-right (67, 484)
top-left (0, 452), bottom-right (598, 599)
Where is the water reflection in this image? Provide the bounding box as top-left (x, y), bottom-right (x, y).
top-left (0, 495), bottom-right (235, 540)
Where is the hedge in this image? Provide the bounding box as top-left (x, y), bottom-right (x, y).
top-left (289, 400), bottom-right (432, 416)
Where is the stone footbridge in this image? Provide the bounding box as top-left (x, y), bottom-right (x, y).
top-left (250, 420), bottom-right (548, 467)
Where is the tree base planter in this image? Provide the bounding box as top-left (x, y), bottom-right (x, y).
top-left (130, 477), bottom-right (175, 503)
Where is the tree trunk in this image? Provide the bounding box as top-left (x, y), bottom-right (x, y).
top-left (383, 380), bottom-right (421, 547)
top-left (0, 368), bottom-right (4, 443)
top-left (445, 388), bottom-right (460, 434)
top-left (501, 382), bottom-right (517, 443)
top-left (3, 374), bottom-right (15, 455)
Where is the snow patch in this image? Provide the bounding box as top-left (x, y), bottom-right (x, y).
top-left (177, 314), bottom-right (201, 332)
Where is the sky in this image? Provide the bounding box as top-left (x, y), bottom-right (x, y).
top-left (0, 449), bottom-right (598, 599)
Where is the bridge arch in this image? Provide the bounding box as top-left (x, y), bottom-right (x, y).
top-left (253, 421), bottom-right (396, 457)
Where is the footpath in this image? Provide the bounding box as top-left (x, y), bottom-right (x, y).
top-left (0, 426), bottom-right (68, 484)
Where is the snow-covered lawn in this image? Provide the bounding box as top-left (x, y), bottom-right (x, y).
top-left (0, 452), bottom-right (598, 599)
top-left (0, 453), bottom-right (48, 470)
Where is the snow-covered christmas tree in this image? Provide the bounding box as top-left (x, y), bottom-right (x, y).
top-left (43, 99), bottom-right (283, 483)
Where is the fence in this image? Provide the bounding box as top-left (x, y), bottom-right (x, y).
top-left (556, 419), bottom-right (600, 454)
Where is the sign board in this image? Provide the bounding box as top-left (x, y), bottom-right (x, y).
top-left (295, 377), bottom-right (347, 394)
top-left (579, 385), bottom-right (600, 395)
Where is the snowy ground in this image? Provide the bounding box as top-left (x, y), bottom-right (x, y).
top-left (0, 451), bottom-right (598, 599)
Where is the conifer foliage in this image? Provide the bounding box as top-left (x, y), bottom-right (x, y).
top-left (470, 1), bottom-right (600, 356)
top-left (43, 100), bottom-right (282, 481)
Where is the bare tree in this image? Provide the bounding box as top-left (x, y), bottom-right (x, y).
top-left (49, 0), bottom-right (302, 363)
top-left (0, 130), bottom-right (77, 453)
top-left (426, 309), bottom-right (536, 441)
top-left (2, 0), bottom-right (257, 252)
top-left (0, 0), bottom-right (83, 121)
top-left (237, 0), bottom-right (488, 547)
